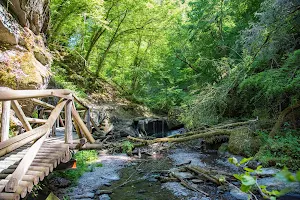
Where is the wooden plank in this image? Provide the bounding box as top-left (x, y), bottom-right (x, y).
top-left (5, 100), bottom-right (67, 192)
top-left (65, 100), bottom-right (73, 144)
top-left (0, 88), bottom-right (72, 101)
top-left (71, 102), bottom-right (95, 143)
top-left (11, 100), bottom-right (32, 132)
top-left (0, 184), bottom-right (27, 198)
top-left (26, 117), bottom-right (47, 124)
top-left (1, 101), bottom-right (11, 142)
top-left (0, 125), bottom-right (48, 157)
top-left (31, 98), bottom-right (55, 109)
top-left (0, 193), bottom-right (20, 200)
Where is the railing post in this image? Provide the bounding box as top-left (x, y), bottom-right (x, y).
top-left (65, 100), bottom-right (73, 144)
top-left (1, 101), bottom-right (11, 142)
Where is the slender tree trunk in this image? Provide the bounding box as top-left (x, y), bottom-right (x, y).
top-left (95, 10), bottom-right (128, 77)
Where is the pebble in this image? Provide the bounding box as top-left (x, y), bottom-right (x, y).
top-left (99, 194), bottom-right (111, 200)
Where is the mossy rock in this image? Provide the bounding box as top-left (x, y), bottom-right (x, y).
top-left (228, 128), bottom-right (261, 157)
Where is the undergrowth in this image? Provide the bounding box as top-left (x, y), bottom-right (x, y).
top-left (54, 150), bottom-right (100, 184)
top-left (255, 128), bottom-right (300, 170)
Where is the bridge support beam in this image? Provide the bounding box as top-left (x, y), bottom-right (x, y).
top-left (65, 100), bottom-right (73, 144)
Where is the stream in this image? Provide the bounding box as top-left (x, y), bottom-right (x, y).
top-left (29, 137), bottom-right (300, 200)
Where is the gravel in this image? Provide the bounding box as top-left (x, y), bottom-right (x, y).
top-left (57, 152), bottom-right (134, 200)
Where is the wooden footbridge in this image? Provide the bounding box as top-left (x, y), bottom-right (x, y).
top-left (0, 87), bottom-right (97, 200)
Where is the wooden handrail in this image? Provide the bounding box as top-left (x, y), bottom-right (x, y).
top-left (5, 100), bottom-right (67, 192)
top-left (11, 100), bottom-right (32, 132)
top-left (71, 103), bottom-right (95, 143)
top-left (0, 88), bottom-right (72, 101)
top-left (31, 98), bottom-right (55, 109)
top-left (26, 118), bottom-right (47, 124)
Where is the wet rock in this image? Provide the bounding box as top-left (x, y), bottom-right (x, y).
top-left (99, 194), bottom-right (111, 200)
top-left (200, 197), bottom-right (211, 200)
top-left (257, 177), bottom-right (300, 192)
top-left (72, 192), bottom-right (95, 199)
top-left (252, 168), bottom-right (280, 176)
top-left (137, 189), bottom-right (147, 194)
top-left (229, 189), bottom-right (249, 200)
top-left (191, 179), bottom-right (204, 184)
top-left (173, 171), bottom-right (194, 179)
top-left (102, 174), bottom-right (120, 181)
top-left (246, 160), bottom-right (261, 170)
top-left (96, 190), bottom-right (112, 195)
top-left (49, 177), bottom-right (71, 188)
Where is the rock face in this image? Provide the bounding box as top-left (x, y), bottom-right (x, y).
top-left (0, 0), bottom-right (51, 90)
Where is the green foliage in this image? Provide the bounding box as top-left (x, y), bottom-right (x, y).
top-left (122, 141), bottom-right (134, 154)
top-left (54, 150), bottom-right (99, 184)
top-left (255, 130), bottom-right (300, 170)
top-left (229, 157), bottom-right (283, 199)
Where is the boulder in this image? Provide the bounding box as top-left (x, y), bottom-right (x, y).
top-left (0, 1), bottom-right (52, 115)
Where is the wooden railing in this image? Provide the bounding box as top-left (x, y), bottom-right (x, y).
top-left (0, 87), bottom-right (95, 193)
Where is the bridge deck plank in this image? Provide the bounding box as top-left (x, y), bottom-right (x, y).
top-left (0, 136), bottom-right (70, 199)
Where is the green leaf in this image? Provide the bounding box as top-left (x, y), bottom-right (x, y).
top-left (244, 167), bottom-right (255, 173)
top-left (228, 157), bottom-right (238, 166)
top-left (241, 175), bottom-right (256, 186)
top-left (218, 175), bottom-right (226, 183)
top-left (270, 196), bottom-right (276, 200)
top-left (233, 174), bottom-right (242, 181)
top-left (256, 165), bottom-right (262, 170)
top-left (260, 185), bottom-right (267, 189)
top-left (240, 157), bottom-right (253, 165)
top-left (240, 184), bottom-right (251, 192)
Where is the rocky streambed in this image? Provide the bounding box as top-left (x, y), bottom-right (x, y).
top-left (49, 140), bottom-right (300, 200)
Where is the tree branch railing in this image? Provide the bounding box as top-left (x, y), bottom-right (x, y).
top-left (0, 87), bottom-right (95, 193)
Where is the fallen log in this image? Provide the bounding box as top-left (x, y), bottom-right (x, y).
top-left (127, 130), bottom-right (232, 145)
top-left (185, 166), bottom-right (220, 185)
top-left (170, 172), bottom-right (209, 196)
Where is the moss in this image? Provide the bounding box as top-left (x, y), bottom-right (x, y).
top-left (228, 128), bottom-right (261, 157)
top-left (0, 69), bottom-right (17, 88)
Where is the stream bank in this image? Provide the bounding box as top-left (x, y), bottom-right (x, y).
top-left (50, 139), bottom-right (300, 200)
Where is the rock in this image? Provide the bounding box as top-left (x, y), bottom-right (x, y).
top-left (173, 172), bottom-right (194, 179)
top-left (229, 189), bottom-right (249, 200)
top-left (167, 107), bottom-right (184, 130)
top-left (104, 183), bottom-right (112, 187)
top-left (49, 177), bottom-right (71, 188)
top-left (0, 0), bottom-right (52, 117)
top-left (200, 197), bottom-right (211, 200)
top-left (99, 194), bottom-right (111, 200)
top-left (95, 190), bottom-right (113, 195)
top-left (191, 179), bottom-right (204, 184)
top-left (72, 192), bottom-right (95, 199)
top-left (257, 177), bottom-right (300, 192)
top-left (137, 189), bottom-right (146, 194)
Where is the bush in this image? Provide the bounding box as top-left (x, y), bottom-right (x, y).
top-left (255, 130), bottom-right (300, 170)
top-left (53, 150), bottom-right (99, 184)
